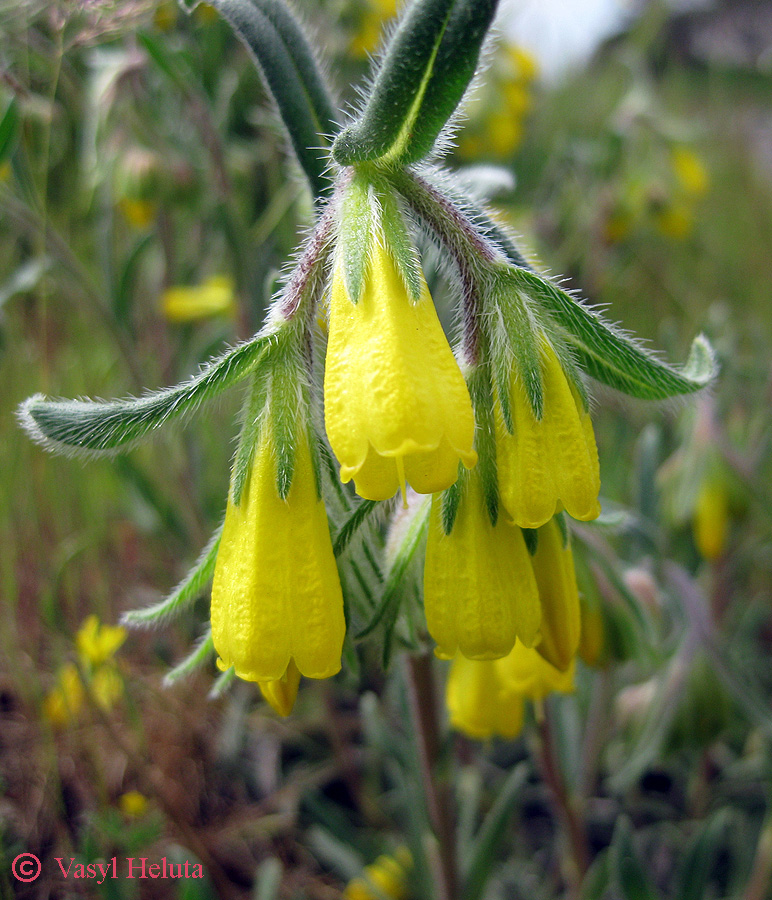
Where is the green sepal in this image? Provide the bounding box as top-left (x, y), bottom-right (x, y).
top-left (521, 527), bottom-right (538, 556)
top-left (19, 331), bottom-right (275, 457)
top-left (231, 368), bottom-right (271, 506)
top-left (489, 268), bottom-right (544, 423)
top-left (377, 186), bottom-right (423, 303)
top-left (203, 0), bottom-right (335, 200)
top-left (467, 366), bottom-right (498, 526)
top-left (333, 498), bottom-right (381, 557)
top-left (270, 356), bottom-right (302, 500)
top-left (513, 268), bottom-right (717, 399)
top-left (339, 175), bottom-right (374, 304)
top-left (332, 0), bottom-right (499, 166)
top-left (441, 476), bottom-right (462, 535)
top-left (121, 524), bottom-right (223, 628)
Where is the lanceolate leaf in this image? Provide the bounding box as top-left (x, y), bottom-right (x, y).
top-left (206, 0), bottom-right (335, 200)
top-left (332, 0), bottom-right (499, 166)
top-left (339, 175), bottom-right (373, 304)
top-left (514, 268), bottom-right (717, 399)
top-left (163, 630), bottom-right (215, 686)
top-left (121, 525), bottom-right (223, 628)
top-left (378, 188), bottom-right (423, 303)
top-left (19, 331), bottom-right (276, 457)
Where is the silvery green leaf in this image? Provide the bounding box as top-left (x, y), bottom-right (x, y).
top-left (514, 268), bottom-right (717, 399)
top-left (332, 0), bottom-right (499, 166)
top-left (463, 763), bottom-right (529, 900)
top-left (19, 331), bottom-right (274, 457)
top-left (121, 524), bottom-right (223, 628)
top-left (203, 0), bottom-right (336, 200)
top-left (163, 630), bottom-right (215, 686)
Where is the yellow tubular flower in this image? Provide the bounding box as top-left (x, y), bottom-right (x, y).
top-left (258, 659), bottom-right (301, 717)
top-left (532, 518), bottom-right (581, 671)
top-left (497, 341), bottom-right (601, 528)
top-left (211, 427), bottom-right (345, 682)
top-left (424, 477), bottom-right (541, 660)
top-left (324, 240), bottom-right (477, 502)
top-left (446, 655), bottom-right (525, 740)
top-left (498, 640), bottom-right (575, 700)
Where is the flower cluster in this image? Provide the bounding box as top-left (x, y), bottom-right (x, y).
top-left (21, 0), bottom-right (714, 727)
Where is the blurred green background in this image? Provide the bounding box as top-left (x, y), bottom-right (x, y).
top-left (1, 1), bottom-right (771, 898)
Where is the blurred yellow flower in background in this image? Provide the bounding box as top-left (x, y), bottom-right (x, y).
top-left (457, 43), bottom-right (539, 159)
top-left (671, 146), bottom-right (709, 197)
top-left (350, 0), bottom-right (399, 57)
top-left (162, 276), bottom-right (236, 323)
top-left (344, 847), bottom-right (413, 900)
top-left (76, 614), bottom-right (126, 668)
top-left (43, 663), bottom-right (85, 727)
top-left (119, 790), bottom-right (149, 818)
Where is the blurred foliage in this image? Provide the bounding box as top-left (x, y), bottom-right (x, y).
top-left (1, 1), bottom-right (772, 899)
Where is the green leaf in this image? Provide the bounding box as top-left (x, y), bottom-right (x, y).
top-left (19, 331), bottom-right (275, 456)
top-left (121, 525), bottom-right (223, 628)
top-left (333, 499), bottom-right (381, 557)
top-left (114, 233), bottom-right (154, 326)
top-left (463, 762), bottom-right (529, 900)
top-left (332, 0), bottom-right (499, 166)
top-left (378, 187), bottom-right (423, 303)
top-left (339, 175), bottom-right (374, 304)
top-left (202, 0), bottom-right (335, 200)
top-left (0, 98), bottom-right (19, 163)
top-left (610, 817), bottom-right (660, 900)
top-left (676, 811), bottom-right (729, 900)
top-left (209, 666), bottom-right (236, 698)
top-left (356, 498), bottom-right (430, 642)
top-left (163, 630), bottom-right (215, 686)
top-left (514, 268), bottom-right (717, 399)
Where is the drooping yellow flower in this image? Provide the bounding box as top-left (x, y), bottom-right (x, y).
top-left (532, 518), bottom-right (581, 672)
top-left (344, 847), bottom-right (413, 900)
top-left (258, 659), bottom-right (301, 717)
top-left (91, 664), bottom-right (124, 711)
top-left (446, 655), bottom-right (525, 740)
top-left (211, 426), bottom-right (345, 682)
top-left (423, 476), bottom-right (540, 661)
top-left (496, 341), bottom-right (601, 528)
top-left (76, 615), bottom-right (126, 669)
top-left (497, 640), bottom-right (575, 700)
top-left (324, 239), bottom-right (477, 502)
top-left (162, 275), bottom-right (236, 324)
top-left (447, 641), bottom-right (574, 741)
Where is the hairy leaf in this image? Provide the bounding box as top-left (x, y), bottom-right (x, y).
top-left (19, 332), bottom-right (275, 457)
top-left (515, 268), bottom-right (717, 399)
top-left (121, 525), bottom-right (223, 628)
top-left (332, 0), bottom-right (499, 166)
